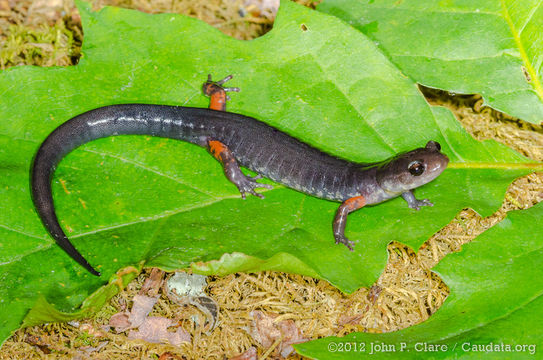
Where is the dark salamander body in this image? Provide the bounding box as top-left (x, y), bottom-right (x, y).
top-left (32, 76), bottom-right (449, 276)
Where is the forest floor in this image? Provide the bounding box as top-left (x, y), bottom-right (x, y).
top-left (0, 0), bottom-right (542, 359)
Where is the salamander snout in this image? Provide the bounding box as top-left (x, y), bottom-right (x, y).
top-left (376, 140), bottom-right (449, 194)
top-left (422, 140), bottom-right (449, 175)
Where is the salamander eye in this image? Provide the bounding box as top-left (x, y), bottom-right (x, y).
top-left (408, 161), bottom-right (425, 176)
top-left (426, 141), bottom-right (441, 151)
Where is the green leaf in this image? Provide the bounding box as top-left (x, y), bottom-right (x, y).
top-left (318, 0), bottom-right (543, 124)
top-left (22, 266), bottom-right (140, 328)
top-left (295, 201), bottom-right (543, 359)
top-left (0, 0), bottom-right (540, 344)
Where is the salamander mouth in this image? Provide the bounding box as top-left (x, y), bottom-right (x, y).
top-left (433, 154), bottom-right (449, 173)
top-left (428, 157), bottom-right (448, 173)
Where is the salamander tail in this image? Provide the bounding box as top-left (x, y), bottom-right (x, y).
top-left (31, 140), bottom-right (101, 276)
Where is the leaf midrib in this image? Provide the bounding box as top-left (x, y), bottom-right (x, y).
top-left (346, 1), bottom-right (543, 103)
top-left (431, 287), bottom-right (543, 347)
top-left (500, 0), bottom-right (542, 102)
top-left (448, 162), bottom-right (543, 169)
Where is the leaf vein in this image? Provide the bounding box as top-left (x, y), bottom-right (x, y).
top-left (500, 0), bottom-right (543, 103)
top-left (434, 289), bottom-right (543, 345)
top-left (0, 224), bottom-right (46, 241)
top-left (309, 54), bottom-right (397, 153)
top-left (82, 148), bottom-right (219, 198)
top-left (518, 0), bottom-right (543, 35)
top-left (70, 190), bottom-right (274, 240)
top-left (392, 52), bottom-right (515, 63)
top-left (359, 6), bottom-right (500, 17)
top-left (0, 243), bottom-right (51, 266)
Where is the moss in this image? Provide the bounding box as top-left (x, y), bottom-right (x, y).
top-left (0, 0), bottom-right (541, 359)
top-left (0, 20), bottom-right (81, 69)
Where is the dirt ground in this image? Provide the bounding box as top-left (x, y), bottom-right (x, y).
top-left (0, 0), bottom-right (542, 359)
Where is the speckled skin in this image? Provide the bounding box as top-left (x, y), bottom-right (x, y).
top-left (32, 101), bottom-right (448, 275)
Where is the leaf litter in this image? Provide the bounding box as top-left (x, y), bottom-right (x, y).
top-left (108, 269), bottom-right (191, 346)
top-left (0, 0), bottom-right (542, 359)
top-left (165, 272), bottom-right (219, 331)
top-left (249, 310), bottom-right (307, 358)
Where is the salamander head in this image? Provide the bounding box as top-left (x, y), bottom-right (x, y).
top-left (375, 141), bottom-right (449, 195)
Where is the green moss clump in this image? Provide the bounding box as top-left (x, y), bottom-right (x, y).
top-left (1, 20), bottom-right (81, 69)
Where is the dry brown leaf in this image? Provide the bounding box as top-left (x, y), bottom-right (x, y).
top-left (242, 0), bottom-right (278, 18)
top-left (158, 352), bottom-right (183, 360)
top-left (139, 268), bottom-right (165, 296)
top-left (367, 284), bottom-right (382, 304)
top-left (109, 294), bottom-right (158, 332)
top-left (77, 341), bottom-right (109, 356)
top-left (109, 312), bottom-right (131, 332)
top-left (128, 317), bottom-right (190, 346)
top-left (250, 311), bottom-right (307, 358)
top-left (108, 291), bottom-right (191, 346)
top-left (27, 0), bottom-right (63, 24)
top-left (229, 346), bottom-right (257, 360)
top-left (277, 318), bottom-right (307, 357)
top-left (338, 314), bottom-right (363, 326)
top-left (0, 0), bottom-right (9, 12)
top-left (127, 294), bottom-right (159, 328)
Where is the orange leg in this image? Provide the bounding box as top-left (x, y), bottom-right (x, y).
top-left (333, 196), bottom-right (366, 250)
top-left (208, 139), bottom-right (272, 199)
top-left (204, 76), bottom-right (270, 198)
top-left (202, 74), bottom-right (240, 111)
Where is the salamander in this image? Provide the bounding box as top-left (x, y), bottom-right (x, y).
top-left (31, 75), bottom-right (449, 276)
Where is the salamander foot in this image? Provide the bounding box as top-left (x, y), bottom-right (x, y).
top-left (408, 198), bottom-right (433, 210)
top-left (236, 174), bottom-right (273, 200)
top-left (332, 196), bottom-right (366, 252)
top-left (334, 234), bottom-right (355, 251)
top-left (203, 74), bottom-right (240, 97)
top-left (203, 74), bottom-right (240, 111)
top-left (401, 191), bottom-right (433, 211)
top-left (207, 139), bottom-right (272, 199)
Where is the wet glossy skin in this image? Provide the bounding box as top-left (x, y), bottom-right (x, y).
top-left (32, 102), bottom-right (448, 275)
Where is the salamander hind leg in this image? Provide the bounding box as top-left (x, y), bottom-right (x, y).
top-left (333, 196), bottom-right (366, 251)
top-left (208, 139), bottom-right (273, 199)
top-left (202, 74), bottom-right (240, 111)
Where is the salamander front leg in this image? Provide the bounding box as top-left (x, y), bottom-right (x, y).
top-left (208, 139), bottom-right (272, 199)
top-left (401, 190), bottom-right (433, 210)
top-left (333, 196), bottom-right (366, 251)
